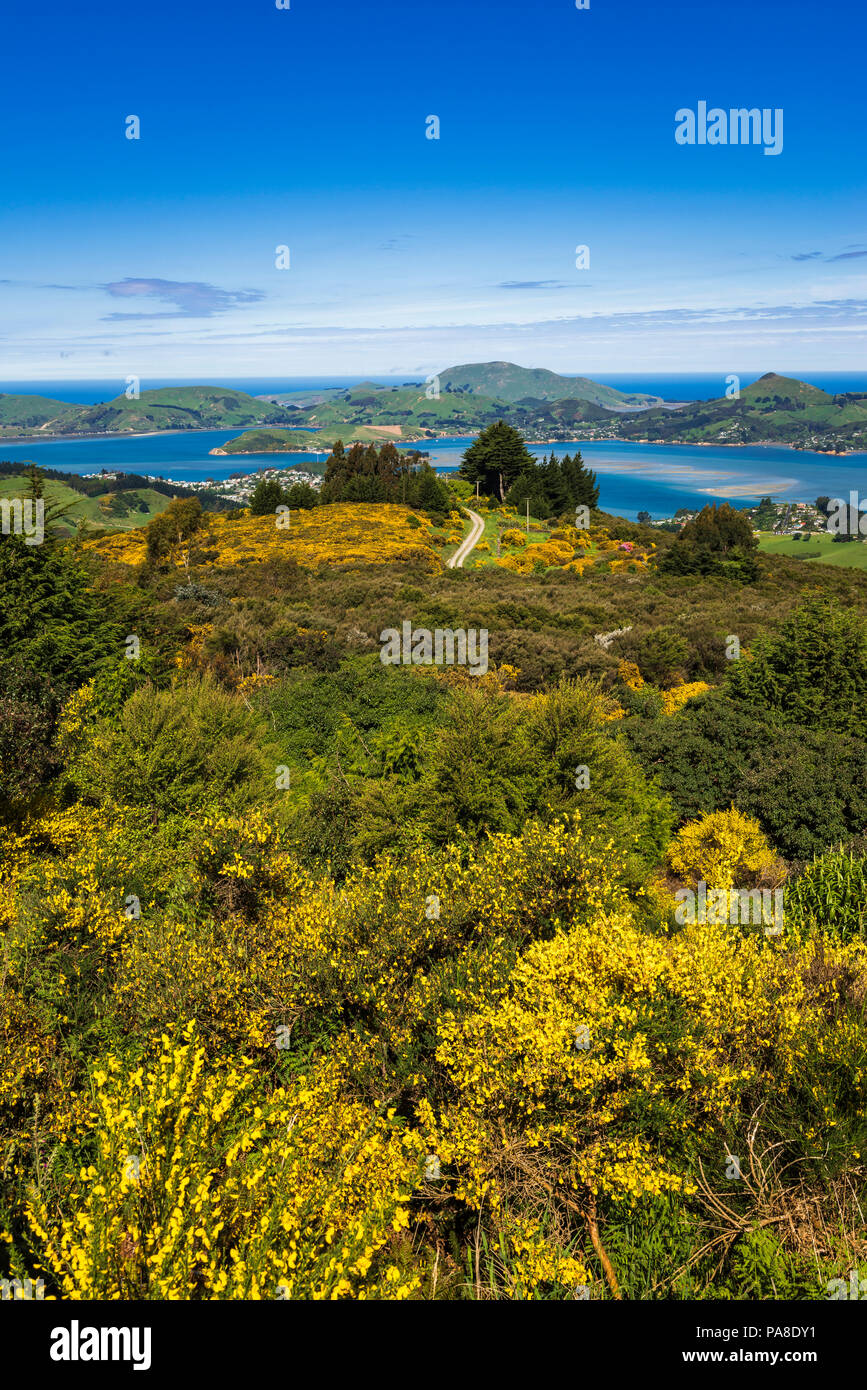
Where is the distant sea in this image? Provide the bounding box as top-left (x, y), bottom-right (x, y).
top-left (3, 372), bottom-right (867, 405)
top-left (2, 375), bottom-right (867, 522)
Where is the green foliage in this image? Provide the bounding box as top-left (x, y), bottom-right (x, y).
top-left (320, 440), bottom-right (450, 511)
top-left (725, 595), bottom-right (867, 733)
top-left (631, 627), bottom-right (689, 685)
top-left (0, 665), bottom-right (62, 820)
top-left (785, 847), bottom-right (867, 941)
top-left (5, 489), bottom-right (867, 1304)
top-left (144, 496), bottom-right (208, 571)
top-left (247, 477), bottom-right (318, 514)
top-left (458, 421), bottom-right (536, 502)
top-left (657, 503), bottom-right (759, 581)
top-left (282, 481), bottom-right (319, 509)
top-left (249, 478), bottom-right (286, 515)
top-left (60, 675), bottom-right (275, 820)
top-left (623, 692), bottom-right (867, 861)
top-left (504, 450), bottom-right (599, 517)
top-left (276, 668), bottom-right (671, 881)
top-left (0, 534), bottom-right (125, 692)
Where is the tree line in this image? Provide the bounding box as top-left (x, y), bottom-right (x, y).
top-left (457, 420), bottom-right (599, 514)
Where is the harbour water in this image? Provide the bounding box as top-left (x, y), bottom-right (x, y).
top-left (2, 429), bottom-right (866, 522)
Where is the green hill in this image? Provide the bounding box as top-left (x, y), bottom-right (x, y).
top-left (436, 361), bottom-right (661, 409)
top-left (294, 383), bottom-right (509, 437)
top-left (0, 393), bottom-right (81, 434)
top-left (0, 386), bottom-right (299, 438)
top-left (0, 474), bottom-right (175, 533)
top-left (618, 372), bottom-right (867, 450)
top-left (3, 370), bottom-right (865, 452)
top-left (58, 386), bottom-right (299, 435)
top-left (0, 462), bottom-right (239, 533)
top-left (215, 429), bottom-right (332, 455)
top-left (215, 424), bottom-right (416, 455)
top-left (740, 373), bottom-right (834, 409)
top-left (0, 394), bottom-right (73, 425)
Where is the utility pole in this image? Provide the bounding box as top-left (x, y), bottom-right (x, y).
top-left (526, 498), bottom-right (530, 534)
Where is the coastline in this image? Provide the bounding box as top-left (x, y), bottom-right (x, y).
top-left (1, 422), bottom-right (862, 458)
top-left (209, 446), bottom-right (330, 457)
top-left (0, 424), bottom-right (295, 445)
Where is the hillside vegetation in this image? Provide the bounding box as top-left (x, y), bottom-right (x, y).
top-left (620, 373), bottom-right (867, 449)
top-left (436, 361), bottom-right (661, 408)
top-left (1, 444), bottom-right (866, 1303)
top-left (4, 368), bottom-right (866, 452)
top-left (0, 386), bottom-right (299, 438)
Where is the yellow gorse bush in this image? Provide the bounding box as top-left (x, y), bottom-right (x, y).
top-left (660, 681), bottom-right (711, 715)
top-left (3, 797), bottom-right (865, 1300)
top-left (87, 504), bottom-right (441, 573)
top-left (500, 528), bottom-right (527, 548)
top-left (666, 807), bottom-right (782, 889)
top-left (24, 1027), bottom-right (424, 1300)
top-left (617, 660), bottom-right (644, 690)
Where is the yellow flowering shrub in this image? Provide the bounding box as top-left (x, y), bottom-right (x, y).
top-left (618, 660), bottom-right (644, 690)
top-left (24, 1028), bottom-right (424, 1300)
top-left (660, 681), bottom-right (710, 715)
top-left (174, 623), bottom-right (215, 673)
top-left (424, 903), bottom-right (866, 1202)
top-left (2, 800), bottom-right (865, 1300)
top-left (666, 808), bottom-right (782, 889)
top-left (495, 539), bottom-right (577, 575)
top-left (87, 505), bottom-right (441, 573)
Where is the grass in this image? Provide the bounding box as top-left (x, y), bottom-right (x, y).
top-left (757, 531), bottom-right (867, 570)
top-left (0, 476), bottom-right (174, 532)
top-left (464, 507), bottom-right (554, 568)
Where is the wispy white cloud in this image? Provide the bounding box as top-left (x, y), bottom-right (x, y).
top-left (101, 278), bottom-right (265, 320)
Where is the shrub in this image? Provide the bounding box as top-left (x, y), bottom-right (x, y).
top-left (57, 675), bottom-right (275, 818)
top-left (501, 529), bottom-right (527, 548)
top-left (726, 596), bottom-right (867, 735)
top-left (784, 847), bottom-right (867, 941)
top-left (624, 694), bottom-right (867, 861)
top-left (666, 807), bottom-right (782, 890)
top-left (657, 503), bottom-right (759, 582)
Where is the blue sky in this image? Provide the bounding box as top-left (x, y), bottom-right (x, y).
top-left (1, 0), bottom-right (865, 379)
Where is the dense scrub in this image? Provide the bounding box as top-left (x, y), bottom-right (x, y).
top-left (1, 511), bottom-right (866, 1300)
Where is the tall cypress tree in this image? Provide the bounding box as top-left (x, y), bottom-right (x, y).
top-left (459, 420), bottom-right (535, 502)
top-left (541, 453), bottom-right (569, 513)
top-left (562, 451), bottom-right (599, 508)
top-left (320, 440), bottom-right (348, 502)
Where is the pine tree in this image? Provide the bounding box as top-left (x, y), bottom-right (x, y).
top-left (249, 478), bottom-right (285, 515)
top-left (562, 451), bottom-right (599, 508)
top-left (541, 453), bottom-right (569, 513)
top-left (413, 462), bottom-right (451, 512)
top-left (320, 440), bottom-right (348, 502)
top-left (505, 470), bottom-right (550, 518)
top-left (459, 420), bottom-right (535, 502)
